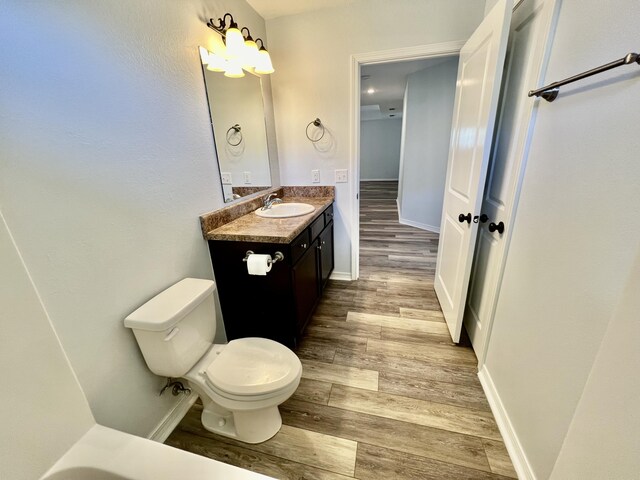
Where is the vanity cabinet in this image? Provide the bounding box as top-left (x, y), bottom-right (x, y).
top-left (208, 204), bottom-right (334, 349)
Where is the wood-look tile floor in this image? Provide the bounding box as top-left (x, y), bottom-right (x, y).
top-left (166, 181), bottom-right (517, 479)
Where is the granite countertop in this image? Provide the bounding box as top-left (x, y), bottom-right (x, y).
top-left (200, 187), bottom-right (335, 244)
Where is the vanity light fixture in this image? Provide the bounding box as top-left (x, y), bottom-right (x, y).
top-left (254, 38), bottom-right (274, 74)
top-left (206, 13), bottom-right (274, 76)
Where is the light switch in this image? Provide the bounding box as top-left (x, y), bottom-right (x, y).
top-left (335, 169), bottom-right (348, 183)
top-left (221, 172), bottom-right (232, 185)
top-left (243, 171), bottom-right (252, 184)
top-left (312, 169), bottom-right (320, 183)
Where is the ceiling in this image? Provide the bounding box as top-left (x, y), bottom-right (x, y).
top-left (360, 56), bottom-right (455, 120)
top-left (247, 0), bottom-right (356, 20)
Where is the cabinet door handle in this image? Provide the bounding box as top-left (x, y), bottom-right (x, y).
top-left (322, 240), bottom-right (326, 245)
top-left (301, 243), bottom-right (307, 249)
top-left (318, 245), bottom-right (322, 251)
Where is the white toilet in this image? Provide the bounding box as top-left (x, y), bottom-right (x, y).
top-left (124, 278), bottom-right (302, 444)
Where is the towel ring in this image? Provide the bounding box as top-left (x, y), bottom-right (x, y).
top-left (226, 124), bottom-right (243, 146)
top-left (305, 118), bottom-right (325, 142)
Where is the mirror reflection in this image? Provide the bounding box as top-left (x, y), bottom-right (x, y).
top-left (199, 48), bottom-right (272, 202)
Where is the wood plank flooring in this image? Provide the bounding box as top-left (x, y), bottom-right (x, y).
top-left (166, 181), bottom-right (517, 479)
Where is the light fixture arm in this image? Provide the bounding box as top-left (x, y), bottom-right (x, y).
top-left (207, 13), bottom-right (237, 36)
top-left (241, 27), bottom-right (254, 42)
top-left (255, 38), bottom-right (268, 51)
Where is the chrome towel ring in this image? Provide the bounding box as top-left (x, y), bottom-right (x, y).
top-left (305, 118), bottom-right (325, 142)
top-left (226, 124), bottom-right (243, 146)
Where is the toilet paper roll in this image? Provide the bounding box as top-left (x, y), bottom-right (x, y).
top-left (247, 254), bottom-right (272, 276)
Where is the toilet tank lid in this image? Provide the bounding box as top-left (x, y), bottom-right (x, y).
top-left (124, 278), bottom-right (215, 332)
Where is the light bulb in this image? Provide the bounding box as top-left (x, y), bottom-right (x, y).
top-left (224, 60), bottom-right (245, 78)
top-left (207, 53), bottom-right (227, 72)
top-left (225, 26), bottom-right (245, 59)
top-left (254, 48), bottom-right (274, 75)
top-left (242, 37), bottom-right (260, 69)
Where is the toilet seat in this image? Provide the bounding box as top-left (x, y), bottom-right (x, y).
top-left (203, 338), bottom-right (301, 398)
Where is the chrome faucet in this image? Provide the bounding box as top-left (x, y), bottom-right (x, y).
top-left (262, 193), bottom-right (282, 210)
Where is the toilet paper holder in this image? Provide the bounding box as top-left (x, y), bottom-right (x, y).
top-left (242, 250), bottom-right (284, 266)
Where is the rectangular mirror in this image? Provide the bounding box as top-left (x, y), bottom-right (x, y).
top-left (199, 48), bottom-right (272, 203)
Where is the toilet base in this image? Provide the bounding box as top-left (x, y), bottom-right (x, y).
top-left (200, 400), bottom-right (283, 444)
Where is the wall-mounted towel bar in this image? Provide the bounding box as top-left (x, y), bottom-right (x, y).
top-left (528, 52), bottom-right (639, 102)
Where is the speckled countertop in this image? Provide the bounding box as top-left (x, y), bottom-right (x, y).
top-left (200, 186), bottom-right (335, 244)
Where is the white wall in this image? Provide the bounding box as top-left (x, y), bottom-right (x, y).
top-left (0, 210), bottom-right (95, 480)
top-left (360, 118), bottom-right (402, 180)
top-left (550, 247), bottom-right (640, 479)
top-left (483, 0), bottom-right (640, 477)
top-left (397, 58), bottom-right (458, 232)
top-left (0, 0), bottom-right (273, 437)
top-left (266, 0), bottom-right (486, 276)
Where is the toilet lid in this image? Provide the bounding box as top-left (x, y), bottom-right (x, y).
top-left (205, 338), bottom-right (301, 396)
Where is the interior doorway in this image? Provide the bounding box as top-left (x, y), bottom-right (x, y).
top-left (356, 56), bottom-right (459, 292)
top-left (349, 42), bottom-right (465, 281)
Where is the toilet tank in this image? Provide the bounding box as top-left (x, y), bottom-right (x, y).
top-left (124, 278), bottom-right (217, 378)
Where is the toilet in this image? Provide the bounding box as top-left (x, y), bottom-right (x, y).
top-left (124, 278), bottom-right (302, 444)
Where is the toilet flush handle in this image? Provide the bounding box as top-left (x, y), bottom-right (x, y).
top-left (164, 327), bottom-right (180, 342)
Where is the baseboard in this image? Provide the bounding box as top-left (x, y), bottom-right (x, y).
top-left (329, 271), bottom-right (352, 281)
top-left (148, 392), bottom-right (199, 443)
top-left (360, 178), bottom-right (399, 181)
top-left (397, 215), bottom-right (440, 234)
top-left (478, 366), bottom-right (535, 480)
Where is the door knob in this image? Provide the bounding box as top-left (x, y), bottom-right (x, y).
top-left (458, 213), bottom-right (472, 224)
top-left (473, 214), bottom-right (489, 224)
top-left (488, 222), bottom-right (505, 234)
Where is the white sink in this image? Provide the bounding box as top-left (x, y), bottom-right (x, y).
top-left (255, 202), bottom-right (315, 218)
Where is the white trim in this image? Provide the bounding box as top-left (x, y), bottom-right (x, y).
top-left (398, 216), bottom-right (440, 234)
top-left (148, 392), bottom-right (198, 443)
top-left (360, 178), bottom-right (399, 182)
top-left (350, 41), bottom-right (466, 281)
top-left (329, 271), bottom-right (352, 281)
top-left (479, 366), bottom-right (536, 480)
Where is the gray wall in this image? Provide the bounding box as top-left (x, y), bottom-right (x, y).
top-left (550, 248), bottom-right (640, 478)
top-left (1, 210), bottom-right (95, 480)
top-left (483, 0), bottom-right (640, 477)
top-left (0, 0), bottom-right (274, 437)
top-left (397, 57), bottom-right (459, 232)
top-left (360, 118), bottom-right (403, 180)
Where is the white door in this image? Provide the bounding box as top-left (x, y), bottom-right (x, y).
top-left (464, 0), bottom-right (560, 363)
top-left (434, 0), bottom-right (512, 342)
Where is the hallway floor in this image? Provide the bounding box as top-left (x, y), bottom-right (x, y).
top-left (166, 181), bottom-right (517, 479)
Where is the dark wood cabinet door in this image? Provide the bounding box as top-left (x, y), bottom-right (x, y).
top-left (292, 240), bottom-right (319, 336)
top-left (319, 223), bottom-right (334, 290)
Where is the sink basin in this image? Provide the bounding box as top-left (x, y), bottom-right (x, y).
top-left (255, 202), bottom-right (315, 218)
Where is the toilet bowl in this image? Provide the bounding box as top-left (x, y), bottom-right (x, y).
top-left (124, 278), bottom-right (302, 444)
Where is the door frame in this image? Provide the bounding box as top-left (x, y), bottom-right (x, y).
top-left (349, 41), bottom-right (466, 280)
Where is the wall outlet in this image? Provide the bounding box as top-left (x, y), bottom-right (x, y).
top-left (221, 172), bottom-right (232, 185)
top-left (335, 169), bottom-right (348, 183)
top-left (243, 171), bottom-right (252, 184)
top-left (312, 169), bottom-right (320, 183)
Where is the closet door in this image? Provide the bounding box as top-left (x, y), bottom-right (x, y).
top-left (464, 0), bottom-right (560, 364)
top-left (434, 0), bottom-right (512, 342)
